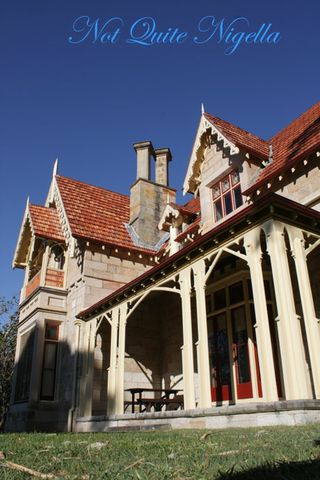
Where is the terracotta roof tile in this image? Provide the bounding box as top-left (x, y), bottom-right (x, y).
top-left (204, 113), bottom-right (269, 159)
top-left (205, 103), bottom-right (320, 194)
top-left (183, 197), bottom-right (200, 214)
top-left (254, 101), bottom-right (320, 187)
top-left (240, 102), bottom-right (320, 193)
top-left (56, 175), bottom-right (154, 254)
top-left (168, 197), bottom-right (200, 218)
top-left (29, 205), bottom-right (64, 242)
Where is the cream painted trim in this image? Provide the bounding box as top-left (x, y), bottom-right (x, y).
top-left (88, 221), bottom-right (319, 334)
top-left (179, 267), bottom-right (196, 409)
top-left (45, 160), bottom-right (59, 206)
top-left (158, 204), bottom-right (181, 230)
top-left (115, 304), bottom-right (127, 414)
top-left (52, 177), bottom-right (77, 257)
top-left (107, 307), bottom-right (119, 415)
top-left (263, 220), bottom-right (311, 399)
top-left (286, 225), bottom-right (320, 397)
top-left (127, 285), bottom-right (180, 320)
top-left (12, 198), bottom-right (34, 268)
top-left (222, 247), bottom-right (247, 262)
top-left (205, 250), bottom-right (223, 283)
top-left (192, 259), bottom-right (211, 407)
top-left (95, 315), bottom-right (106, 332)
top-left (306, 238), bottom-right (320, 256)
top-left (86, 231), bottom-right (255, 322)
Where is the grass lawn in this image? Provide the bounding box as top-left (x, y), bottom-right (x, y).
top-left (0, 424), bottom-right (320, 479)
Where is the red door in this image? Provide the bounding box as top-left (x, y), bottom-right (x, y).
top-left (231, 307), bottom-right (253, 399)
top-left (209, 313), bottom-right (232, 402)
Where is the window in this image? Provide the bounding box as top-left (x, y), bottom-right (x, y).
top-left (229, 281), bottom-right (244, 304)
top-left (14, 329), bottom-right (35, 402)
top-left (48, 245), bottom-right (65, 270)
top-left (212, 171), bottom-right (243, 221)
top-left (40, 323), bottom-right (59, 400)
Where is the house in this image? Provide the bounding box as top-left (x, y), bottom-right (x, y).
top-left (6, 102), bottom-right (320, 432)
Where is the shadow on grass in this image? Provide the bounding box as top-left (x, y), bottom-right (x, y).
top-left (217, 459), bottom-right (320, 480)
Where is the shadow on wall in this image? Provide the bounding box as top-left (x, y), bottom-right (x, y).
top-left (5, 332), bottom-right (97, 433)
top-left (125, 291), bottom-right (184, 396)
top-left (217, 458), bottom-right (320, 480)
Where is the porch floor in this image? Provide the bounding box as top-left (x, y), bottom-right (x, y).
top-left (75, 400), bottom-right (320, 432)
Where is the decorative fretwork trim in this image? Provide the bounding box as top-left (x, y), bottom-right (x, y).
top-left (53, 178), bottom-right (77, 257)
top-left (183, 115), bottom-right (239, 195)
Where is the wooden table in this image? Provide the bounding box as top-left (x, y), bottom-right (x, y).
top-left (125, 388), bottom-right (182, 413)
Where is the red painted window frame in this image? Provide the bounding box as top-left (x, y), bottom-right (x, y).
top-left (212, 171), bottom-right (243, 221)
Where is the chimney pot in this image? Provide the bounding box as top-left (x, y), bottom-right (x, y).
top-left (133, 141), bottom-right (154, 181)
top-left (154, 148), bottom-right (172, 186)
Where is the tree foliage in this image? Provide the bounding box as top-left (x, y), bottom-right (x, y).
top-left (0, 296), bottom-right (18, 430)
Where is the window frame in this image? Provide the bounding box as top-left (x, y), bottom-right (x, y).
top-left (211, 171), bottom-right (243, 222)
top-left (40, 322), bottom-right (60, 401)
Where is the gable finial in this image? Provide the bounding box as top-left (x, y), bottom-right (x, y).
top-left (53, 158), bottom-right (58, 177)
top-left (201, 103), bottom-right (205, 115)
top-left (26, 195), bottom-right (30, 207)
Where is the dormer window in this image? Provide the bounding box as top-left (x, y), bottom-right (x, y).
top-left (212, 171), bottom-right (243, 221)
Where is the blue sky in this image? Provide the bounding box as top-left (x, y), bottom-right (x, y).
top-left (1, 0), bottom-right (319, 299)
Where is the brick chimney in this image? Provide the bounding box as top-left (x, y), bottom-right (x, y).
top-left (129, 142), bottom-right (176, 249)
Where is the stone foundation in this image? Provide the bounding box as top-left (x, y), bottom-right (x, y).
top-left (75, 400), bottom-right (320, 432)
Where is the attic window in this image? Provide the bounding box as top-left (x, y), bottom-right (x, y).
top-left (212, 171), bottom-right (243, 221)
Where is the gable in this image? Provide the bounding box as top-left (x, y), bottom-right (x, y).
top-left (13, 201), bottom-right (64, 268)
top-left (183, 112), bottom-right (267, 195)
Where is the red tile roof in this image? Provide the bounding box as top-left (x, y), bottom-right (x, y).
top-left (29, 205), bottom-right (64, 242)
top-left (253, 101), bottom-right (320, 189)
top-left (183, 197), bottom-right (200, 214)
top-left (56, 175), bottom-right (154, 254)
top-left (204, 113), bottom-right (269, 160)
top-left (168, 197), bottom-right (200, 218)
top-left (205, 102), bottom-right (320, 194)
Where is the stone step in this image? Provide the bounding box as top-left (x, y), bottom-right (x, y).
top-left (105, 423), bottom-right (172, 433)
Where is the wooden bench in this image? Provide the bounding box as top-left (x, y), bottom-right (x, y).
top-left (124, 400), bottom-right (140, 412)
top-left (125, 388), bottom-right (182, 413)
top-left (137, 395), bottom-right (184, 412)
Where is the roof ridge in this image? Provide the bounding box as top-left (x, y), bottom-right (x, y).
top-left (204, 112), bottom-right (268, 144)
top-left (269, 101), bottom-right (320, 142)
top-left (56, 175), bottom-right (130, 199)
